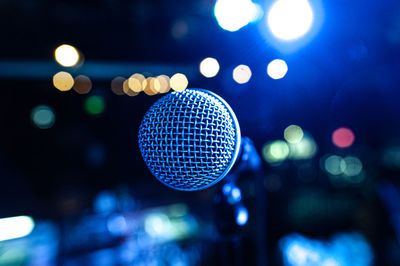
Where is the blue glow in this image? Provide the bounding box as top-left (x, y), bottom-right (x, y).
top-left (267, 0), bottom-right (314, 41)
top-left (280, 233), bottom-right (373, 266)
top-left (236, 206), bottom-right (248, 226)
top-left (214, 0), bottom-right (262, 32)
top-left (107, 214), bottom-right (127, 236)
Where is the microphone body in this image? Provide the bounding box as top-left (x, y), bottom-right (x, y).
top-left (138, 89), bottom-right (241, 191)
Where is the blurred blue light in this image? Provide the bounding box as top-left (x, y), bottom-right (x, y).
top-left (214, 0), bottom-right (262, 32)
top-left (267, 0), bottom-right (314, 41)
top-left (107, 214), bottom-right (127, 236)
top-left (236, 206), bottom-right (248, 226)
top-left (94, 191), bottom-right (117, 214)
top-left (0, 216), bottom-right (35, 241)
top-left (280, 233), bottom-right (373, 266)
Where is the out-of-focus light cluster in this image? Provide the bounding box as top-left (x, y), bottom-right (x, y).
top-left (54, 44), bottom-right (81, 67)
top-left (0, 216), bottom-right (35, 242)
top-left (262, 125), bottom-right (318, 166)
top-left (267, 59), bottom-right (288, 79)
top-left (31, 105), bottom-right (56, 129)
top-left (280, 232), bottom-right (373, 266)
top-left (111, 73), bottom-right (187, 96)
top-left (332, 127), bottom-right (355, 148)
top-left (322, 154), bottom-right (364, 186)
top-left (200, 57), bottom-right (220, 78)
top-left (214, 0), bottom-right (262, 32)
top-left (233, 64), bottom-right (252, 84)
top-left (267, 0), bottom-right (314, 41)
top-left (53, 72), bottom-right (92, 94)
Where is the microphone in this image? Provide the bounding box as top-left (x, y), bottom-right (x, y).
top-left (138, 88), bottom-right (241, 191)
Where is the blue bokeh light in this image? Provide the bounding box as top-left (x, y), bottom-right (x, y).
top-left (236, 206), bottom-right (249, 226)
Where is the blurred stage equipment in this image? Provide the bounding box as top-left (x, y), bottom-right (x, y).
top-left (138, 89), bottom-right (241, 191)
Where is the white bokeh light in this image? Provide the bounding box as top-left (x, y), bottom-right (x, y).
top-left (214, 0), bottom-right (262, 32)
top-left (267, 0), bottom-right (314, 41)
top-left (267, 59), bottom-right (288, 79)
top-left (200, 57), bottom-right (220, 78)
top-left (233, 64), bottom-right (252, 84)
top-left (54, 44), bottom-right (80, 67)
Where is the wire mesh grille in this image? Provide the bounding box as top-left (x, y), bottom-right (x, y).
top-left (138, 89), bottom-right (239, 191)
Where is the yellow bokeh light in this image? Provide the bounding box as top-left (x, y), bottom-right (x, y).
top-left (284, 125), bottom-right (304, 143)
top-left (170, 73), bottom-right (188, 92)
top-left (123, 80), bottom-right (139, 96)
top-left (143, 77), bottom-right (159, 96)
top-left (199, 57), bottom-right (220, 78)
top-left (54, 44), bottom-right (80, 67)
top-left (233, 65), bottom-right (252, 84)
top-left (73, 75), bottom-right (92, 94)
top-left (53, 71), bottom-right (74, 91)
top-left (128, 73), bottom-right (145, 92)
top-left (156, 75), bottom-right (171, 93)
top-left (111, 77), bottom-right (125, 95)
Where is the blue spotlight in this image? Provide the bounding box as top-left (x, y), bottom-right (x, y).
top-left (214, 0), bottom-right (262, 32)
top-left (267, 0), bottom-right (314, 41)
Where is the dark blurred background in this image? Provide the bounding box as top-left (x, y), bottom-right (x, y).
top-left (1, 0), bottom-right (400, 265)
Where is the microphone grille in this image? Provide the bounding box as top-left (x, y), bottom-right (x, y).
top-left (138, 89), bottom-right (241, 191)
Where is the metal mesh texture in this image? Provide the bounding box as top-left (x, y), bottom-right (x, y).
top-left (138, 89), bottom-right (239, 191)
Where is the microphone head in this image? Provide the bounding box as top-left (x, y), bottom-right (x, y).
top-left (138, 89), bottom-right (241, 191)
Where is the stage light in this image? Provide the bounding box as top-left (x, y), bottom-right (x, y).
top-left (284, 125), bottom-right (304, 143)
top-left (233, 64), bottom-right (252, 84)
top-left (324, 155), bottom-right (344, 175)
top-left (85, 95), bottom-right (105, 115)
top-left (54, 44), bottom-right (80, 67)
top-left (53, 71), bottom-right (74, 91)
top-left (262, 140), bottom-right (290, 164)
top-left (214, 0), bottom-right (261, 32)
top-left (128, 73), bottom-right (145, 93)
top-left (267, 59), bottom-right (288, 79)
top-left (236, 206), bottom-right (248, 226)
top-left (73, 75), bottom-right (92, 94)
top-left (0, 216), bottom-right (35, 242)
top-left (267, 0), bottom-right (314, 41)
top-left (170, 73), bottom-right (188, 91)
top-left (111, 77), bottom-right (125, 95)
top-left (332, 127), bottom-right (355, 148)
top-left (200, 57), bottom-right (220, 78)
top-left (31, 105), bottom-right (55, 129)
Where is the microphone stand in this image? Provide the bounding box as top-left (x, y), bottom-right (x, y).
top-left (214, 137), bottom-right (266, 266)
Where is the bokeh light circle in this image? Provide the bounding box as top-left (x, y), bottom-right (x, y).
top-left (31, 105), bottom-right (56, 129)
top-left (267, 59), bottom-right (288, 79)
top-left (233, 65), bottom-right (252, 84)
top-left (284, 125), bottom-right (304, 143)
top-left (54, 44), bottom-right (80, 67)
top-left (200, 57), bottom-right (220, 78)
top-left (267, 0), bottom-right (314, 41)
top-left (85, 95), bottom-right (106, 115)
top-left (170, 73), bottom-right (188, 91)
top-left (332, 127), bottom-right (355, 148)
top-left (53, 71), bottom-right (74, 91)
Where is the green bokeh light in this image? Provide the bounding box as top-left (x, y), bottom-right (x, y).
top-left (85, 95), bottom-right (105, 115)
